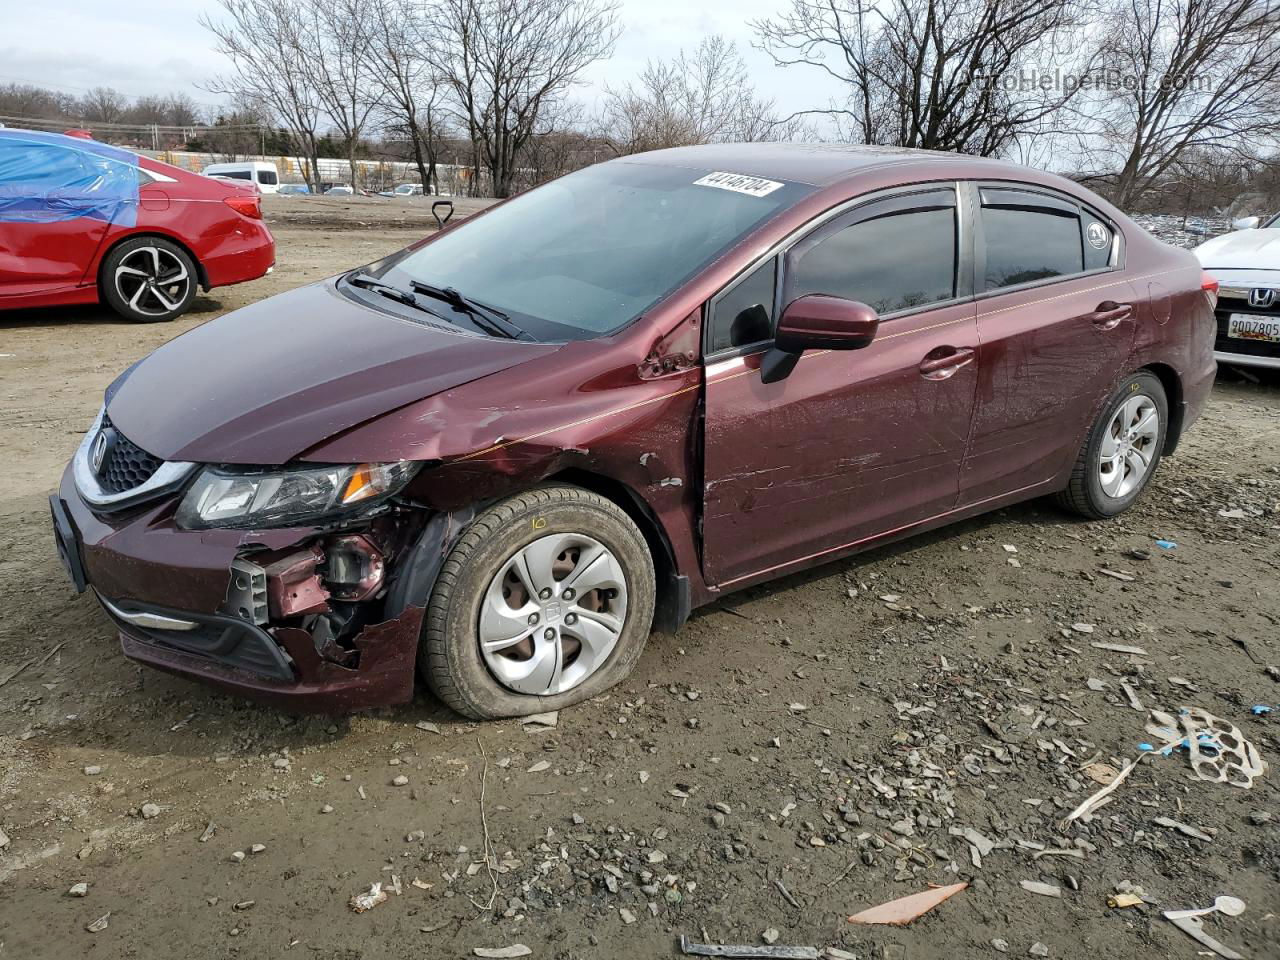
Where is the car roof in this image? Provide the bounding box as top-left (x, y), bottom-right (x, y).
top-left (615, 142), bottom-right (1036, 188)
top-left (0, 127), bottom-right (139, 166)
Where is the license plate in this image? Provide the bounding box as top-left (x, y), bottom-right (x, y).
top-left (1228, 313), bottom-right (1280, 343)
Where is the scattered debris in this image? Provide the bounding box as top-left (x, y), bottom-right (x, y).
top-left (140, 803), bottom-right (161, 819)
top-left (519, 712), bottom-right (558, 731)
top-left (679, 934), bottom-right (820, 959)
top-left (1155, 539), bottom-right (1177, 550)
top-left (1164, 915), bottom-right (1245, 960)
top-left (1153, 816), bottom-right (1215, 842)
top-left (1098, 568), bottom-right (1136, 582)
top-left (0, 826), bottom-right (9, 849)
top-left (349, 882), bottom-right (388, 913)
top-left (1108, 893), bottom-right (1144, 909)
top-left (526, 760), bottom-right (551, 773)
top-left (847, 882), bottom-right (968, 925)
top-left (473, 946), bottom-right (533, 959)
top-left (1065, 756), bottom-right (1145, 822)
top-left (1082, 762), bottom-right (1120, 785)
top-left (1029, 944), bottom-right (1049, 958)
top-left (1090, 642), bottom-right (1148, 655)
top-left (1020, 880), bottom-right (1062, 898)
top-left (85, 913), bottom-right (110, 933)
top-left (68, 883), bottom-right (88, 897)
top-left (416, 721), bottom-right (442, 734)
top-left (1147, 708), bottom-right (1265, 787)
top-left (1163, 896), bottom-right (1245, 921)
top-left (198, 822), bottom-right (216, 843)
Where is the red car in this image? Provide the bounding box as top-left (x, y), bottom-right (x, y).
top-left (51, 144), bottom-right (1216, 718)
top-left (0, 129), bottom-right (274, 322)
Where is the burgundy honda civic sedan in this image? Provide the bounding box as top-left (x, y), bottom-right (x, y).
top-left (50, 144), bottom-right (1217, 718)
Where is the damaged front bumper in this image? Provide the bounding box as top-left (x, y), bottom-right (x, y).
top-left (52, 465), bottom-right (437, 712)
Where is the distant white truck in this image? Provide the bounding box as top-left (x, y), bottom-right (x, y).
top-left (201, 161), bottom-right (281, 193)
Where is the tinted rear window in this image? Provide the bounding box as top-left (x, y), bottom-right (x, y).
top-left (982, 207), bottom-right (1083, 289)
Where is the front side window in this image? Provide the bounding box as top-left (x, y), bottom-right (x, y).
top-left (709, 258), bottom-right (776, 353)
top-left (376, 162), bottom-right (813, 341)
top-left (982, 205), bottom-right (1083, 290)
top-left (787, 206), bottom-right (957, 315)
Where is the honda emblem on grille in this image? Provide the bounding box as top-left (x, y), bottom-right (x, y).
top-left (1248, 287), bottom-right (1277, 308)
top-left (90, 427), bottom-right (116, 475)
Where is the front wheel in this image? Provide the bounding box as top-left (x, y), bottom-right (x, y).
top-left (100, 237), bottom-right (197, 322)
top-left (1056, 371), bottom-right (1168, 519)
top-left (420, 485), bottom-right (656, 719)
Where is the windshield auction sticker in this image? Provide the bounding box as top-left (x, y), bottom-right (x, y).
top-left (693, 172), bottom-right (784, 198)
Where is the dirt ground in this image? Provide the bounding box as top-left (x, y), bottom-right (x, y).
top-left (0, 197), bottom-right (1277, 960)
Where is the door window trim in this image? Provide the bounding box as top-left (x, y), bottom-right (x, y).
top-left (966, 180), bottom-right (1125, 301)
top-left (704, 181), bottom-right (973, 362)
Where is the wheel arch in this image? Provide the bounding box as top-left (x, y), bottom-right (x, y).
top-left (1138, 362), bottom-right (1185, 454)
top-left (96, 231), bottom-right (210, 293)
top-left (544, 468), bottom-right (690, 633)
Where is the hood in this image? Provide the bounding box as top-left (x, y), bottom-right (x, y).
top-left (1194, 228), bottom-right (1280, 271)
top-left (105, 280), bottom-right (560, 464)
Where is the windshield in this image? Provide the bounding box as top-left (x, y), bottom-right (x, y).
top-left (375, 161), bottom-right (812, 341)
top-left (1265, 211), bottom-right (1280, 228)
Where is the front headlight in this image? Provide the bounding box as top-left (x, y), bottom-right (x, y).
top-left (175, 461), bottom-right (419, 530)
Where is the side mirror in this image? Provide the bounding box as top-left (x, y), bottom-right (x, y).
top-left (762, 295), bottom-right (879, 384)
top-left (1232, 216), bottom-right (1260, 231)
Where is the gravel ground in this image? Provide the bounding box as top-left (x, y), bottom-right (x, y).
top-left (0, 205), bottom-right (1277, 960)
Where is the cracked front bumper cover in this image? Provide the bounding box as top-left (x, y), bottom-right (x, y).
top-left (55, 464), bottom-right (428, 713)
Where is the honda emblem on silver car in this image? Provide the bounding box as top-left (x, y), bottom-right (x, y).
top-left (1248, 287), bottom-right (1277, 308)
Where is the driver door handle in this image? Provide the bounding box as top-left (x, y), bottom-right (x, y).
top-left (919, 346), bottom-right (975, 380)
top-left (1092, 301), bottom-right (1132, 330)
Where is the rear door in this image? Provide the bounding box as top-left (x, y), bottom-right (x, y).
top-left (701, 186), bottom-right (979, 587)
top-left (959, 184), bottom-right (1136, 504)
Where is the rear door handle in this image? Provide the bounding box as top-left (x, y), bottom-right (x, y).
top-left (1092, 301), bottom-right (1132, 330)
top-left (919, 346), bottom-right (975, 380)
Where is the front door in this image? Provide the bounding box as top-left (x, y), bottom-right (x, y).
top-left (702, 187), bottom-right (979, 588)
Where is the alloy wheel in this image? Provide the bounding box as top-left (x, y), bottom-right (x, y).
top-left (1098, 393), bottom-right (1159, 498)
top-left (114, 246), bottom-right (191, 317)
top-left (478, 533), bottom-right (628, 696)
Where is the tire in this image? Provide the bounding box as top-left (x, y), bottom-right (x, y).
top-left (100, 236), bottom-right (198, 323)
top-left (1055, 371), bottom-right (1168, 519)
top-left (420, 485), bottom-right (656, 719)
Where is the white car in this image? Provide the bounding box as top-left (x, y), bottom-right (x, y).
top-left (1194, 212), bottom-right (1280, 371)
top-left (325, 184), bottom-right (355, 196)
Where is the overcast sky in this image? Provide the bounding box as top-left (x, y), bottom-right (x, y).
top-left (0, 0), bottom-right (846, 122)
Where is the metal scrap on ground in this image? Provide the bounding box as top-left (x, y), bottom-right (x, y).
top-left (846, 881), bottom-right (969, 925)
top-left (678, 934), bottom-right (820, 959)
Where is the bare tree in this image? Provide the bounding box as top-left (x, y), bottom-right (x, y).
top-left (601, 35), bottom-right (802, 154)
top-left (299, 0), bottom-right (384, 190)
top-left (753, 0), bottom-right (1092, 156)
top-left (365, 0), bottom-right (448, 193)
top-left (202, 0), bottom-right (325, 191)
top-left (1076, 0), bottom-right (1280, 208)
top-left (425, 0), bottom-right (621, 197)
top-left (79, 87), bottom-right (129, 124)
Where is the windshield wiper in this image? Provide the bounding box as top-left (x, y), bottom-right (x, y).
top-left (408, 280), bottom-right (532, 341)
top-left (346, 271), bottom-right (434, 312)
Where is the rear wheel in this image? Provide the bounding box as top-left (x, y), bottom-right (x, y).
top-left (1056, 371), bottom-right (1167, 519)
top-left (100, 237), bottom-right (197, 323)
top-left (420, 485), bottom-right (656, 719)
